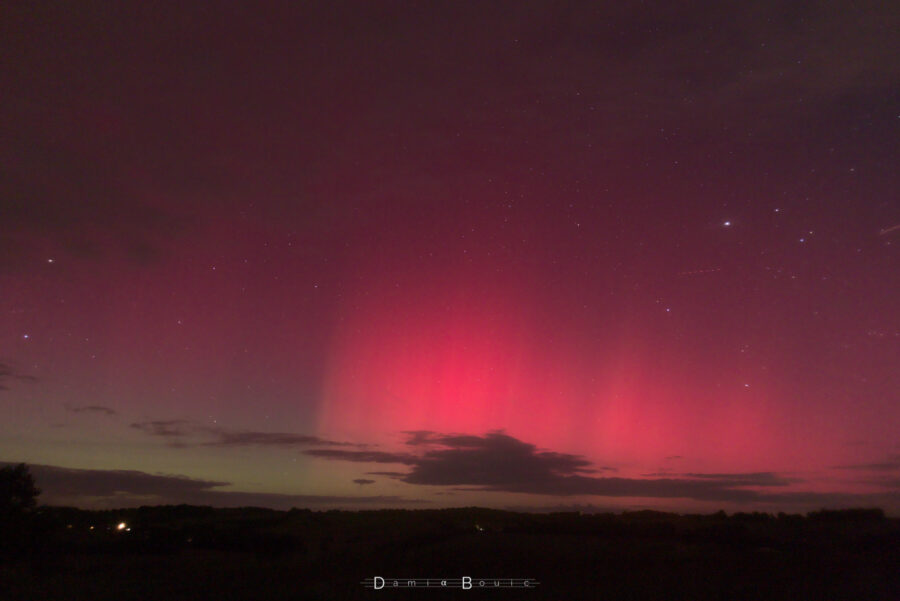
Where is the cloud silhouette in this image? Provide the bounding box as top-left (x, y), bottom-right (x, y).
top-left (399, 432), bottom-right (599, 486)
top-left (66, 405), bottom-right (117, 416)
top-left (2, 462), bottom-right (426, 509)
top-left (832, 455), bottom-right (900, 472)
top-left (353, 479), bottom-right (375, 485)
top-left (394, 433), bottom-right (777, 501)
top-left (131, 420), bottom-right (358, 448)
top-left (130, 420), bottom-right (193, 438)
top-left (200, 429), bottom-right (356, 448)
top-left (305, 449), bottom-right (418, 465)
top-left (679, 473), bottom-right (794, 486)
top-left (0, 362), bottom-right (36, 391)
top-left (831, 456), bottom-right (900, 492)
top-left (304, 431), bottom-right (841, 504)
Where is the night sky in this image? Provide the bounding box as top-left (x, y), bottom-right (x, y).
top-left (2, 1), bottom-right (898, 514)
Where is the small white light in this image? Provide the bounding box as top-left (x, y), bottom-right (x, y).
top-left (723, 221), bottom-right (731, 227)
top-left (117, 522), bottom-right (126, 531)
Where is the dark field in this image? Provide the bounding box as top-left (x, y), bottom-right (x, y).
top-left (2, 506), bottom-right (899, 600)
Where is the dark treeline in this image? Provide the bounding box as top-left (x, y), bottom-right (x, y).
top-left (6, 504), bottom-right (896, 554)
top-left (3, 503), bottom-right (899, 599)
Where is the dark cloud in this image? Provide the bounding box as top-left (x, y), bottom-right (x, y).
top-left (130, 420), bottom-right (192, 439)
top-left (402, 430), bottom-right (610, 471)
top-left (399, 432), bottom-right (600, 490)
top-left (21, 463), bottom-right (226, 500)
top-left (0, 362), bottom-right (36, 391)
top-left (400, 436), bottom-right (791, 502)
top-left (633, 472), bottom-right (793, 486)
top-left (353, 479), bottom-right (375, 486)
top-left (130, 420), bottom-right (357, 448)
top-left (679, 473), bottom-right (795, 486)
top-left (305, 432), bottom-right (844, 505)
top-left (66, 405), bottom-right (117, 416)
top-left (200, 429), bottom-right (356, 448)
top-left (1, 462), bottom-right (425, 510)
top-left (305, 449), bottom-right (418, 465)
top-left (832, 455), bottom-right (900, 472)
top-left (402, 430), bottom-right (441, 446)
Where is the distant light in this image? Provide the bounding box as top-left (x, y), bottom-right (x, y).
top-left (23, 334), bottom-right (30, 339)
top-left (89, 526), bottom-right (94, 530)
top-left (117, 522), bottom-right (127, 531)
top-left (723, 221), bottom-right (732, 227)
top-left (47, 258), bottom-right (55, 263)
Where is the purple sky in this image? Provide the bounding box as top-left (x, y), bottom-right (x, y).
top-left (1, 1), bottom-right (899, 513)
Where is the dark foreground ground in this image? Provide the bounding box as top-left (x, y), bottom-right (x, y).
top-left (2, 506), bottom-right (899, 600)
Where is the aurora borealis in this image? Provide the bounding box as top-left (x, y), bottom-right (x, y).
top-left (1, 1), bottom-right (898, 513)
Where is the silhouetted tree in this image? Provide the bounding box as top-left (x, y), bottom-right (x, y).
top-left (0, 463), bottom-right (40, 516)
